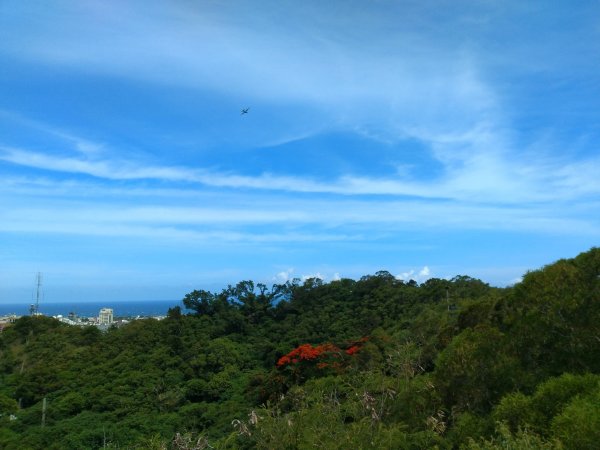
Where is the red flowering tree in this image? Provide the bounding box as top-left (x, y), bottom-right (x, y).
top-left (345, 345), bottom-right (361, 356)
top-left (276, 343), bottom-right (342, 368)
top-left (276, 338), bottom-right (369, 379)
top-left (345, 336), bottom-right (370, 356)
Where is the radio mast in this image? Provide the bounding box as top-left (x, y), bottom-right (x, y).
top-left (29, 272), bottom-right (42, 316)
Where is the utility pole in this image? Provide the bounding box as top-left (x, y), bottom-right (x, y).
top-left (41, 397), bottom-right (47, 427)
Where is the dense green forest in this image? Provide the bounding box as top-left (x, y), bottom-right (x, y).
top-left (1, 248), bottom-right (599, 449)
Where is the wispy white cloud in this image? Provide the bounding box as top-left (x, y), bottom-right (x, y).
top-left (0, 215), bottom-right (357, 244)
top-left (273, 269), bottom-right (344, 284)
top-left (0, 2), bottom-right (500, 142)
top-left (509, 276), bottom-right (523, 285)
top-left (301, 272), bottom-right (325, 282)
top-left (3, 143), bottom-right (599, 206)
top-left (0, 1), bottom-right (597, 297)
top-left (1, 130), bottom-right (598, 238)
top-left (273, 268), bottom-right (294, 283)
top-left (2, 194), bottom-right (597, 241)
top-left (0, 146), bottom-right (197, 182)
top-left (2, 2), bottom-right (595, 210)
top-left (396, 266), bottom-right (433, 283)
top-left (0, 109), bottom-right (105, 156)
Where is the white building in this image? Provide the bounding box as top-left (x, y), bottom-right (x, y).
top-left (98, 308), bottom-right (114, 325)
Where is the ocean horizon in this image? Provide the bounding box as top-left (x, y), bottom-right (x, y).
top-left (0, 299), bottom-right (186, 318)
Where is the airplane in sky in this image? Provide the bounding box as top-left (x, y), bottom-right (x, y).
top-left (241, 107), bottom-right (249, 115)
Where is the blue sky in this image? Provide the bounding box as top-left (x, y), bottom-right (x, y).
top-left (1, 0), bottom-right (598, 303)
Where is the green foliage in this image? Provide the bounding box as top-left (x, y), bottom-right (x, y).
top-left (493, 373), bottom-right (600, 436)
top-left (492, 392), bottom-right (533, 431)
top-left (464, 423), bottom-right (562, 450)
top-left (504, 248), bottom-right (600, 377)
top-left (446, 412), bottom-right (494, 447)
top-left (551, 389), bottom-right (600, 450)
top-left (0, 247), bottom-right (598, 449)
top-left (231, 387), bottom-right (449, 450)
top-left (434, 325), bottom-right (521, 413)
top-left (0, 392), bottom-right (18, 415)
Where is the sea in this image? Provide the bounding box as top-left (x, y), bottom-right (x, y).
top-left (0, 300), bottom-right (186, 318)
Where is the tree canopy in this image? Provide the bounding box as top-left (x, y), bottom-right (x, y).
top-left (0, 248), bottom-right (598, 449)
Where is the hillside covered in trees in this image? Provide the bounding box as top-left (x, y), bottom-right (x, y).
top-left (1, 248), bottom-right (599, 449)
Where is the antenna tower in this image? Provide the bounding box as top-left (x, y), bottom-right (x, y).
top-left (30, 272), bottom-right (42, 316)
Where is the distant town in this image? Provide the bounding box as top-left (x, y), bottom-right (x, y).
top-left (0, 307), bottom-right (167, 332)
top-left (0, 273), bottom-right (167, 332)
